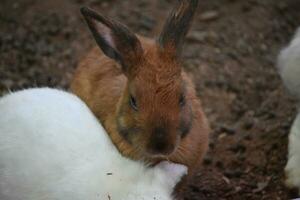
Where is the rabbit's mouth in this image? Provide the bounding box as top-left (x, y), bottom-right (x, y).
top-left (145, 153), bottom-right (170, 159)
top-left (143, 153), bottom-right (171, 166)
top-left (143, 145), bottom-right (181, 166)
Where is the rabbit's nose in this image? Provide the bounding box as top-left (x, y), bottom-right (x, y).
top-left (146, 127), bottom-right (175, 156)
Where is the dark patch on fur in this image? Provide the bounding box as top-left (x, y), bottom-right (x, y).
top-left (158, 0), bottom-right (198, 54)
top-left (116, 116), bottom-right (140, 145)
top-left (180, 105), bottom-right (193, 138)
top-left (152, 126), bottom-right (167, 145)
top-left (148, 126), bottom-right (174, 154)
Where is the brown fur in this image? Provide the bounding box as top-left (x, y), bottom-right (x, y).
top-left (71, 1), bottom-right (209, 194)
top-left (71, 37), bottom-right (209, 170)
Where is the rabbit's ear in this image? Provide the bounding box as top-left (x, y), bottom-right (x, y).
top-left (80, 7), bottom-right (143, 73)
top-left (158, 0), bottom-right (198, 55)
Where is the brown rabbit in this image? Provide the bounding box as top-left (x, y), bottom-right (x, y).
top-left (71, 0), bottom-right (209, 190)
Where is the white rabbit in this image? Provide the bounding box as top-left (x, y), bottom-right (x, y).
top-left (0, 88), bottom-right (187, 200)
top-left (277, 27), bottom-right (300, 99)
top-left (285, 114), bottom-right (300, 191)
top-left (277, 27), bottom-right (300, 194)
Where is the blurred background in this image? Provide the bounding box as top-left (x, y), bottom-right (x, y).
top-left (1, 0), bottom-right (300, 199)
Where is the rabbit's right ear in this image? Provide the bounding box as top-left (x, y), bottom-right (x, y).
top-left (159, 0), bottom-right (198, 56)
top-left (80, 7), bottom-right (143, 74)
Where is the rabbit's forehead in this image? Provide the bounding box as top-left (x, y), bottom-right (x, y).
top-left (133, 64), bottom-right (182, 93)
top-left (138, 45), bottom-right (181, 75)
top-left (133, 73), bottom-right (182, 99)
top-left (129, 47), bottom-right (184, 103)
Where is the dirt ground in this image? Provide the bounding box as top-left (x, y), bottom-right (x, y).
top-left (1, 0), bottom-right (300, 199)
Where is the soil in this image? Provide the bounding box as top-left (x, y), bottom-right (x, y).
top-left (1, 0), bottom-right (300, 199)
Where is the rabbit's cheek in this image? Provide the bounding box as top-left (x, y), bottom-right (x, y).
top-left (116, 115), bottom-right (141, 144)
top-left (179, 105), bottom-right (193, 138)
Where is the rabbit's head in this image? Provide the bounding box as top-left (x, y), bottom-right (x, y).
top-left (80, 0), bottom-right (198, 158)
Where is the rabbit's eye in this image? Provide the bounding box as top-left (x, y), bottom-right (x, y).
top-left (179, 94), bottom-right (185, 107)
top-left (129, 95), bottom-right (138, 111)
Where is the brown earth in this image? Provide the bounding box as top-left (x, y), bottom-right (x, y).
top-left (1, 0), bottom-right (300, 199)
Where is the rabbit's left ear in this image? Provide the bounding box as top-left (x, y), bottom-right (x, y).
top-left (80, 7), bottom-right (143, 74)
top-left (158, 0), bottom-right (198, 56)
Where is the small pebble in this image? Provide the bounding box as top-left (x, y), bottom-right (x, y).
top-left (200, 11), bottom-right (220, 21)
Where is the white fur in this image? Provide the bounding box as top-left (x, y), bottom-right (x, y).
top-left (277, 27), bottom-right (300, 99)
top-left (285, 114), bottom-right (300, 189)
top-left (0, 88), bottom-right (187, 200)
top-left (277, 27), bottom-right (300, 194)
